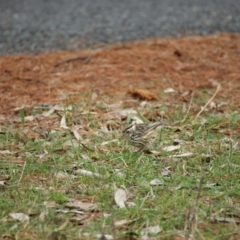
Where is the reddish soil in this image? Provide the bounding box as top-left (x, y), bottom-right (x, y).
top-left (1, 33), bottom-right (240, 116)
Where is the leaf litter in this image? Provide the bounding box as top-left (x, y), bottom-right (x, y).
top-left (0, 33), bottom-right (240, 239)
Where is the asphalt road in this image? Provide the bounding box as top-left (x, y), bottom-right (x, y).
top-left (1, 0), bottom-right (240, 54)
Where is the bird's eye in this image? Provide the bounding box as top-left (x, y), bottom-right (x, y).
top-left (123, 129), bottom-right (130, 135)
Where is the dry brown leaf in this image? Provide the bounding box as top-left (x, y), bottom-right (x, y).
top-left (128, 89), bottom-right (158, 100)
top-left (65, 200), bottom-right (98, 211)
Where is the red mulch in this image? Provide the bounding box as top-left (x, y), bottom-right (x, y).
top-left (1, 33), bottom-right (240, 116)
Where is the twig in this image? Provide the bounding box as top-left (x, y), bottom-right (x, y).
top-left (193, 84), bottom-right (221, 122)
top-left (182, 91), bottom-right (194, 123)
top-left (18, 160), bottom-right (27, 185)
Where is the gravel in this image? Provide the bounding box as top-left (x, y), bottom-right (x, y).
top-left (1, 0), bottom-right (240, 54)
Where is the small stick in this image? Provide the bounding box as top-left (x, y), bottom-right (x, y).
top-left (18, 160), bottom-right (27, 185)
top-left (182, 91), bottom-right (194, 123)
top-left (193, 84), bottom-right (221, 122)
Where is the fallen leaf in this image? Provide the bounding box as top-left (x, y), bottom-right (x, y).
top-left (161, 167), bottom-right (172, 176)
top-left (60, 114), bottom-right (69, 129)
top-left (114, 219), bottom-right (133, 227)
top-left (56, 209), bottom-right (85, 215)
top-left (209, 101), bottom-right (217, 109)
top-left (101, 139), bottom-right (119, 146)
top-left (113, 109), bottom-right (137, 118)
top-left (173, 139), bottom-right (188, 145)
top-left (44, 201), bottom-right (59, 208)
top-left (9, 213), bottom-right (29, 223)
top-left (114, 188), bottom-right (127, 208)
top-left (150, 150), bottom-right (162, 156)
top-left (172, 152), bottom-right (194, 158)
top-left (62, 139), bottom-right (79, 149)
top-left (127, 202), bottom-right (136, 207)
top-left (95, 234), bottom-right (114, 240)
top-left (70, 214), bottom-right (86, 223)
top-left (54, 171), bottom-right (74, 181)
top-left (164, 88), bottom-right (176, 93)
top-left (140, 101), bottom-right (152, 108)
top-left (74, 169), bottom-right (104, 179)
top-left (100, 101), bottom-right (123, 110)
top-left (128, 89), bottom-right (158, 100)
top-left (71, 126), bottom-right (83, 140)
top-left (175, 183), bottom-right (183, 190)
top-left (141, 225), bottom-right (162, 238)
top-left (42, 107), bottom-right (55, 117)
top-left (114, 169), bottom-right (125, 178)
top-left (24, 116), bottom-right (35, 122)
top-left (211, 216), bottom-right (240, 224)
top-left (162, 145), bottom-right (181, 152)
top-left (150, 179), bottom-right (164, 186)
top-left (0, 150), bottom-right (13, 155)
top-left (54, 105), bottom-right (73, 111)
top-left (205, 182), bottom-right (219, 188)
top-left (65, 200), bottom-right (98, 211)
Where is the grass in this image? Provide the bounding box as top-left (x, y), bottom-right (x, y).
top-left (0, 93), bottom-right (240, 240)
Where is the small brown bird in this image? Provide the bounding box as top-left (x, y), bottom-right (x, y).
top-left (122, 122), bottom-right (162, 151)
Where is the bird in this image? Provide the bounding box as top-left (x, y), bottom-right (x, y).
top-left (122, 122), bottom-right (162, 151)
